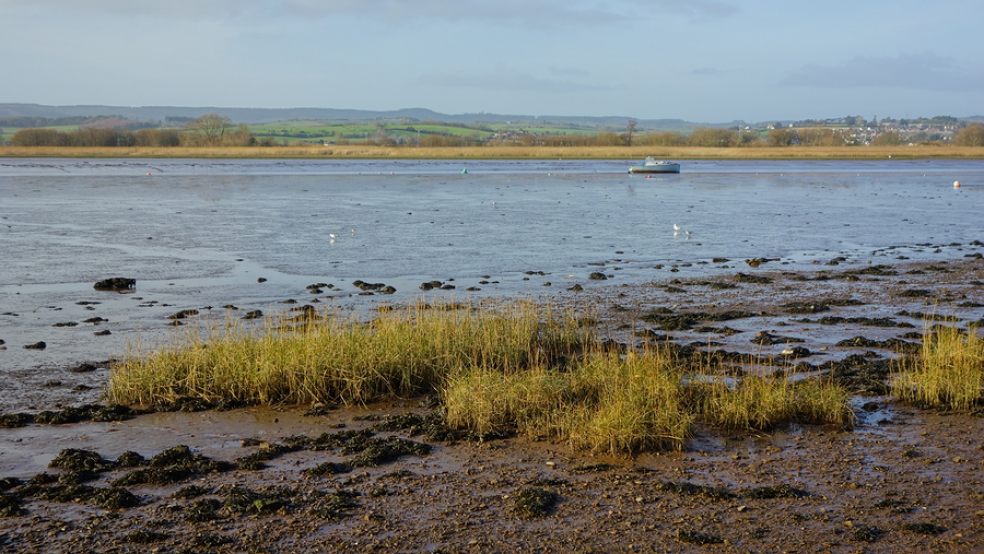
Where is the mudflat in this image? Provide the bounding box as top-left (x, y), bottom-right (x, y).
top-left (1, 257), bottom-right (982, 553)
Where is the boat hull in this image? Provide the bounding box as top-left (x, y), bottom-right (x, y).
top-left (629, 163), bottom-right (680, 174)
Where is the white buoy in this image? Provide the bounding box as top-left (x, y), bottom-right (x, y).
top-left (953, 180), bottom-right (961, 189)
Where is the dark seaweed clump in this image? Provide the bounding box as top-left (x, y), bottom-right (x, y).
top-left (114, 445), bottom-right (232, 486)
top-left (49, 448), bottom-right (115, 474)
top-left (0, 404), bottom-right (140, 429)
top-left (821, 354), bottom-right (892, 395)
top-left (115, 451), bottom-right (146, 468)
top-left (371, 412), bottom-right (470, 442)
top-left (304, 461), bottom-right (353, 477)
top-left (852, 525), bottom-right (885, 542)
top-left (902, 523), bottom-right (947, 535)
top-left (0, 478), bottom-right (23, 492)
top-left (513, 487), bottom-right (559, 518)
top-left (657, 481), bottom-right (736, 500)
top-left (743, 484), bottom-right (811, 499)
top-left (642, 309), bottom-right (758, 331)
top-left (677, 529), bottom-right (724, 545)
top-left (221, 485), bottom-right (291, 516)
top-left (185, 498), bottom-right (223, 522)
top-left (0, 494), bottom-right (26, 517)
top-left (287, 429), bottom-right (432, 467)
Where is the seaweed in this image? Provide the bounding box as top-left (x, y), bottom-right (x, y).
top-left (657, 481), bottom-right (736, 500)
top-left (513, 487), bottom-right (559, 518)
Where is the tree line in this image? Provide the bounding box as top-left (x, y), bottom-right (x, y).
top-left (7, 114), bottom-right (258, 147)
top-left (6, 119), bottom-right (984, 148)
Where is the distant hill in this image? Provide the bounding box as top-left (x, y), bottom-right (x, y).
top-left (0, 103), bottom-right (722, 131)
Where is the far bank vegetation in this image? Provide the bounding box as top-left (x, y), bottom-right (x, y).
top-left (8, 117), bottom-right (984, 151)
top-left (9, 114), bottom-right (262, 148)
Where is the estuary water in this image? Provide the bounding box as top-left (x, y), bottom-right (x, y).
top-left (0, 158), bottom-right (982, 409)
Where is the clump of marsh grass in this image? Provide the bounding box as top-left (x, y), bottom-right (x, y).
top-left (690, 372), bottom-right (854, 431)
top-left (444, 349), bottom-right (692, 454)
top-left (108, 302), bottom-right (587, 407)
top-left (892, 325), bottom-right (982, 411)
top-left (444, 348), bottom-right (851, 454)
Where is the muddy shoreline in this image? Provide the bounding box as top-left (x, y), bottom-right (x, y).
top-left (1, 255), bottom-right (983, 552)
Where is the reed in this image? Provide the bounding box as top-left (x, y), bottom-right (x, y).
top-left (892, 325), bottom-right (983, 411)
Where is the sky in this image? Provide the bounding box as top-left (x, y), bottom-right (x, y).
top-left (2, 0), bottom-right (982, 121)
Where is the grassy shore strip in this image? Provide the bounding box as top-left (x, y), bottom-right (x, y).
top-left (108, 303), bottom-right (587, 407)
top-left (109, 303), bottom-right (852, 454)
top-left (2, 145), bottom-right (984, 160)
top-left (892, 325), bottom-right (983, 411)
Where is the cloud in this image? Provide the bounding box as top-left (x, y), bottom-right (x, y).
top-left (422, 68), bottom-right (615, 93)
top-left (780, 52), bottom-right (984, 92)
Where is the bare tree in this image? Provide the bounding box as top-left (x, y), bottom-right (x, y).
top-left (189, 113), bottom-right (231, 146)
top-left (625, 119), bottom-right (638, 146)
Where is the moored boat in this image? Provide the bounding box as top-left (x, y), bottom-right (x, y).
top-left (629, 157), bottom-right (680, 174)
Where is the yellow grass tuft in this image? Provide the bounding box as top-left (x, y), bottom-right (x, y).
top-left (892, 325), bottom-right (983, 411)
top-left (107, 302), bottom-right (586, 407)
top-left (691, 373), bottom-right (854, 431)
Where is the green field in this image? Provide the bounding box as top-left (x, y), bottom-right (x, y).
top-left (245, 120), bottom-right (604, 145)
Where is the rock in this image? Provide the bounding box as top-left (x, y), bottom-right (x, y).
top-left (588, 272), bottom-right (608, 281)
top-left (24, 341), bottom-right (46, 350)
top-left (752, 331), bottom-right (805, 345)
top-left (242, 310), bottom-right (263, 320)
top-left (780, 346), bottom-right (812, 358)
top-left (568, 284), bottom-right (584, 292)
top-left (353, 280), bottom-right (388, 292)
top-left (94, 330), bottom-right (112, 336)
top-left (167, 309), bottom-right (199, 320)
top-left (93, 278), bottom-right (135, 292)
top-left (69, 362), bottom-right (100, 373)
